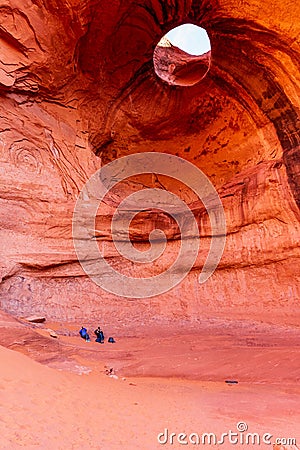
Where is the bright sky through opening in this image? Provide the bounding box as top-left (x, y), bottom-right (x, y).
top-left (165, 24), bottom-right (211, 56)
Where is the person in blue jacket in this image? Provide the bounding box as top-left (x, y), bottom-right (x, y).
top-left (79, 326), bottom-right (90, 342)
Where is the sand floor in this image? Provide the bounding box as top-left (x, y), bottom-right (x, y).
top-left (0, 311), bottom-right (299, 449)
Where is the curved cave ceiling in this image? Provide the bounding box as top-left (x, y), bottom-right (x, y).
top-left (74, 0), bottom-right (300, 208)
top-left (1, 0), bottom-right (299, 208)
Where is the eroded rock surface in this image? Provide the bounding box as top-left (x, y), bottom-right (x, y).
top-left (0, 0), bottom-right (299, 324)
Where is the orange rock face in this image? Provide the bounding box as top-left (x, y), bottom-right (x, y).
top-left (153, 41), bottom-right (211, 86)
top-left (0, 0), bottom-right (299, 325)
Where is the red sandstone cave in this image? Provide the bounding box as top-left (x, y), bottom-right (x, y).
top-left (0, 0), bottom-right (299, 327)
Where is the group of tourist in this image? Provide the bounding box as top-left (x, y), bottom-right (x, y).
top-left (79, 326), bottom-right (115, 344)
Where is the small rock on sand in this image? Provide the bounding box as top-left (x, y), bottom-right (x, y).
top-left (47, 329), bottom-right (58, 338)
top-left (25, 316), bottom-right (46, 324)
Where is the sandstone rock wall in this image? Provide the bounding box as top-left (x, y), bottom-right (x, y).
top-left (0, 0), bottom-right (299, 325)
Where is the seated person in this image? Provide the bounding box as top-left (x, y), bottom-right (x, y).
top-left (79, 326), bottom-right (87, 338)
top-left (79, 327), bottom-right (90, 342)
top-left (94, 326), bottom-right (104, 343)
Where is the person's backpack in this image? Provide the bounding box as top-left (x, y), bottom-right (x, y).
top-left (108, 337), bottom-right (115, 343)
